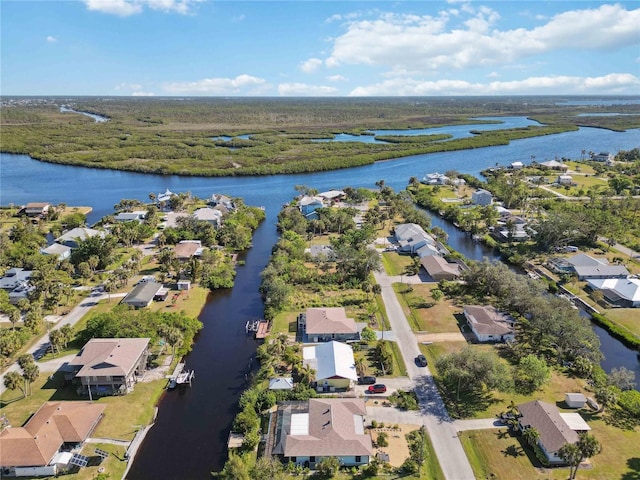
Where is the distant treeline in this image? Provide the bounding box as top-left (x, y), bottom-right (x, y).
top-left (1, 97), bottom-right (638, 177)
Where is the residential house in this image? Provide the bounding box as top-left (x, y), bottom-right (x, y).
top-left (68, 338), bottom-right (150, 395)
top-left (420, 255), bottom-right (460, 281)
top-left (422, 172), bottom-right (449, 185)
top-left (494, 205), bottom-right (512, 218)
top-left (303, 341), bottom-right (358, 391)
top-left (0, 268), bottom-right (33, 290)
top-left (586, 278), bottom-right (640, 307)
top-left (557, 175), bottom-right (573, 185)
top-left (268, 377), bottom-right (294, 390)
top-left (174, 240), bottom-right (204, 261)
top-left (9, 283), bottom-right (36, 304)
top-left (157, 188), bottom-right (175, 204)
top-left (547, 253), bottom-right (608, 275)
top-left (40, 243), bottom-right (72, 261)
top-left (463, 305), bottom-right (515, 343)
top-left (0, 401), bottom-right (105, 477)
top-left (591, 152), bottom-right (615, 164)
top-left (55, 227), bottom-right (104, 249)
top-left (394, 223), bottom-right (443, 257)
top-left (510, 161), bottom-right (524, 169)
top-left (114, 211), bottom-right (146, 222)
top-left (318, 190), bottom-right (345, 202)
top-left (539, 160), bottom-right (569, 171)
top-left (299, 196), bottom-right (324, 219)
top-left (517, 400), bottom-right (581, 464)
top-left (299, 307), bottom-right (359, 343)
top-left (192, 207), bottom-right (223, 227)
top-left (471, 189), bottom-right (493, 206)
top-left (121, 281), bottom-right (165, 309)
top-left (573, 264), bottom-right (629, 280)
top-left (495, 216), bottom-right (531, 242)
top-left (23, 202), bottom-right (51, 218)
top-left (270, 398), bottom-right (372, 468)
top-left (209, 194), bottom-right (235, 211)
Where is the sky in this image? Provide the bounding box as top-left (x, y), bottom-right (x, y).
top-left (1, 0), bottom-right (639, 97)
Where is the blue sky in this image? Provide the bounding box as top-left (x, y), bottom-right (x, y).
top-left (1, 1), bottom-right (639, 96)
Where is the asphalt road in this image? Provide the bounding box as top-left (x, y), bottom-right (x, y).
top-left (373, 270), bottom-right (476, 480)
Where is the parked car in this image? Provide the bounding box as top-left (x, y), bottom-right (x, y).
top-left (358, 376), bottom-right (376, 385)
top-left (367, 384), bottom-right (387, 394)
top-left (415, 354), bottom-right (428, 367)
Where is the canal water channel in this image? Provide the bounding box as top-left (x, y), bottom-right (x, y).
top-left (1, 116), bottom-right (639, 477)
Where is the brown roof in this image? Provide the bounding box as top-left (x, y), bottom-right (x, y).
top-left (420, 255), bottom-right (460, 277)
top-left (68, 338), bottom-right (150, 378)
top-left (518, 400), bottom-right (579, 454)
top-left (305, 308), bottom-right (357, 335)
top-left (283, 398), bottom-right (372, 457)
top-left (0, 401), bottom-right (105, 467)
top-left (464, 305), bottom-right (514, 336)
top-left (174, 242), bottom-right (201, 259)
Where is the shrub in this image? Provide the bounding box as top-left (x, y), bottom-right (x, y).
top-left (376, 432), bottom-right (389, 447)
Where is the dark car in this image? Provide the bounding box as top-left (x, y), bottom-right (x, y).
top-left (358, 376), bottom-right (376, 385)
top-left (367, 384), bottom-right (387, 394)
top-left (415, 354), bottom-right (428, 367)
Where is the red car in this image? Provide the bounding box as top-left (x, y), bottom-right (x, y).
top-left (367, 384), bottom-right (387, 394)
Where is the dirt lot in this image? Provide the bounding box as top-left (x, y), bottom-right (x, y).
top-left (369, 424), bottom-right (418, 467)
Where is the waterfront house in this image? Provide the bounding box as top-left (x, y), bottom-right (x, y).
top-left (114, 210), bottom-right (146, 222)
top-left (463, 305), bottom-right (515, 343)
top-left (192, 207), bottom-right (223, 227)
top-left (591, 152), bottom-right (615, 164)
top-left (539, 160), bottom-right (569, 171)
top-left (574, 264), bottom-right (629, 280)
top-left (268, 377), bottom-right (294, 390)
top-left (68, 338), bottom-right (150, 395)
top-left (208, 194), bottom-right (235, 211)
top-left (420, 255), bottom-right (460, 281)
top-left (510, 161), bottom-right (524, 169)
top-left (0, 401), bottom-right (105, 477)
top-left (303, 341), bottom-right (358, 391)
top-left (394, 223), bottom-right (442, 256)
top-left (586, 278), bottom-right (640, 307)
top-left (299, 196), bottom-right (324, 219)
top-left (299, 307), bottom-right (359, 343)
top-left (318, 190), bottom-right (345, 202)
top-left (270, 398), bottom-right (372, 468)
top-left (307, 244), bottom-right (335, 260)
top-left (471, 189), bottom-right (493, 206)
top-left (121, 281), bottom-right (165, 309)
top-left (547, 253), bottom-right (608, 275)
top-left (23, 202), bottom-right (51, 218)
top-left (55, 227), bottom-right (104, 249)
top-left (157, 188), bottom-right (174, 204)
top-left (516, 400), bottom-right (581, 464)
top-left (422, 172), bottom-right (450, 185)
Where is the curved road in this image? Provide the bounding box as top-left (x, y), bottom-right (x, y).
top-left (373, 270), bottom-right (475, 480)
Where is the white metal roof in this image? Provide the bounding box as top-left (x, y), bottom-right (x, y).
top-left (559, 413), bottom-right (591, 431)
top-left (290, 413), bottom-right (309, 435)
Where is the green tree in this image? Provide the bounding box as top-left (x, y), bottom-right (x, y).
top-left (22, 362), bottom-right (39, 396)
top-left (213, 453), bottom-right (251, 480)
top-left (515, 354), bottom-right (550, 393)
top-left (522, 427), bottom-right (540, 448)
top-left (316, 456), bottom-right (341, 478)
top-left (4, 370), bottom-right (26, 398)
top-left (251, 456), bottom-right (287, 480)
top-left (595, 386), bottom-right (619, 413)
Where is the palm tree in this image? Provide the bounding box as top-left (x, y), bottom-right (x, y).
top-left (523, 427), bottom-right (540, 449)
top-left (561, 433), bottom-right (602, 480)
top-left (355, 357), bottom-right (367, 377)
top-left (4, 371), bottom-right (26, 398)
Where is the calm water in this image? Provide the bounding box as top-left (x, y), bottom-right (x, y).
top-left (59, 106), bottom-right (109, 123)
top-left (1, 120), bottom-right (639, 477)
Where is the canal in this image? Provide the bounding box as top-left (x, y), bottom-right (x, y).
top-left (1, 118), bottom-right (639, 476)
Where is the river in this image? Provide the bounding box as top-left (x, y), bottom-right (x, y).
top-left (1, 119), bottom-right (639, 477)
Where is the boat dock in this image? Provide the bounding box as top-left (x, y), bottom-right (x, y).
top-left (245, 319), bottom-right (270, 339)
top-left (166, 361), bottom-right (194, 389)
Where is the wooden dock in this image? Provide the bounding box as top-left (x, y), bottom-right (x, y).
top-left (246, 319), bottom-right (270, 339)
top-left (166, 361), bottom-right (194, 389)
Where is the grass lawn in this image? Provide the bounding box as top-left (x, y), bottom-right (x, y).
top-left (461, 418), bottom-right (640, 480)
top-left (601, 308), bottom-right (640, 339)
top-left (150, 285), bottom-right (210, 318)
top-left (393, 283), bottom-right (462, 333)
top-left (381, 252), bottom-right (413, 276)
top-left (358, 341), bottom-right (407, 378)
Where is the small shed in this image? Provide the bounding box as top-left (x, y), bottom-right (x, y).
top-left (565, 393), bottom-right (587, 408)
top-left (177, 280), bottom-right (191, 290)
top-left (268, 377), bottom-right (294, 390)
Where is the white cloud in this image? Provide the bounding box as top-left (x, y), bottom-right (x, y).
top-left (46, 36), bottom-right (57, 43)
top-left (132, 91), bottom-right (155, 96)
top-left (83, 0), bottom-right (201, 16)
top-left (278, 83), bottom-right (339, 96)
top-left (299, 58), bottom-right (323, 74)
top-left (486, 72), bottom-right (500, 79)
top-left (326, 75), bottom-right (347, 82)
top-left (163, 74), bottom-right (270, 95)
top-left (115, 82), bottom-right (143, 91)
top-left (349, 73), bottom-right (640, 96)
top-left (232, 14), bottom-right (245, 22)
top-left (326, 4), bottom-right (639, 74)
